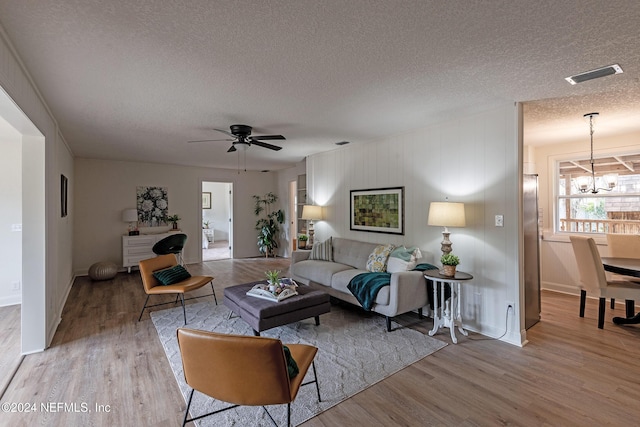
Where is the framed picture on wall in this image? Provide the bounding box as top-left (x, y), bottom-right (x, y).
top-left (60, 174), bottom-right (68, 218)
top-left (202, 192), bottom-right (212, 209)
top-left (350, 187), bottom-right (404, 235)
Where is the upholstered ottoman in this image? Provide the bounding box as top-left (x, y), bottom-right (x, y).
top-left (223, 281), bottom-right (331, 336)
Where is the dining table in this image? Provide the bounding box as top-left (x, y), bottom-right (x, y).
top-left (601, 257), bottom-right (640, 325)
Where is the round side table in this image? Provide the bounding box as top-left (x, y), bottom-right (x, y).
top-left (423, 269), bottom-right (473, 344)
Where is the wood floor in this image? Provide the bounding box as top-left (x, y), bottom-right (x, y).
top-left (2, 257), bottom-right (640, 426)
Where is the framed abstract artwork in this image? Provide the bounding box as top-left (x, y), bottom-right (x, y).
top-left (202, 192), bottom-right (212, 209)
top-left (350, 187), bottom-right (404, 235)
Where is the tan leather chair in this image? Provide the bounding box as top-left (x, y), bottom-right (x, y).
top-left (138, 254), bottom-right (216, 325)
top-left (177, 328), bottom-right (320, 427)
top-left (570, 236), bottom-right (640, 328)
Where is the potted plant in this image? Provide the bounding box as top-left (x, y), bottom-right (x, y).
top-left (298, 234), bottom-right (309, 249)
top-left (203, 220), bottom-right (210, 229)
top-left (265, 270), bottom-right (281, 292)
top-left (253, 192), bottom-right (285, 258)
top-left (167, 214), bottom-right (181, 230)
top-left (440, 253), bottom-right (460, 277)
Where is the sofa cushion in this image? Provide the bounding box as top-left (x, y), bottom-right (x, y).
top-left (292, 260), bottom-right (353, 287)
top-left (366, 244), bottom-right (395, 272)
top-left (332, 238), bottom-right (380, 270)
top-left (309, 237), bottom-right (333, 261)
top-left (331, 269), bottom-right (390, 306)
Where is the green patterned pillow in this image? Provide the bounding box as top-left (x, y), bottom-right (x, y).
top-left (366, 244), bottom-right (396, 272)
top-left (309, 237), bottom-right (333, 261)
top-left (152, 265), bottom-right (191, 285)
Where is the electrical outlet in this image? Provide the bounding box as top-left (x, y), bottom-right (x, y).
top-left (11, 281), bottom-right (21, 291)
top-left (506, 301), bottom-right (514, 312)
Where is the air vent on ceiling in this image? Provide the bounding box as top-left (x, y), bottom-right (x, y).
top-left (335, 141), bottom-right (350, 146)
top-left (565, 64), bottom-right (623, 85)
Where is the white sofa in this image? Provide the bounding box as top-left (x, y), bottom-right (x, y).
top-left (290, 237), bottom-right (432, 331)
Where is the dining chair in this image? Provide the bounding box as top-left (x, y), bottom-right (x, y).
top-left (177, 328), bottom-right (321, 427)
top-left (605, 233), bottom-right (640, 308)
top-left (570, 236), bottom-right (640, 328)
top-left (138, 254), bottom-right (216, 325)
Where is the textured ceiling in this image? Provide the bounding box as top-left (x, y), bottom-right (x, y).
top-left (0, 1), bottom-right (639, 171)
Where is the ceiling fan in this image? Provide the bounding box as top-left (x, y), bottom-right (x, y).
top-left (188, 124), bottom-right (285, 152)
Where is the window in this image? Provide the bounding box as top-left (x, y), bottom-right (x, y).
top-left (557, 153), bottom-right (640, 234)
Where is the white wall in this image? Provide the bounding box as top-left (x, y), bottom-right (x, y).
top-left (202, 181), bottom-right (231, 241)
top-left (530, 130), bottom-right (640, 294)
top-left (0, 115), bottom-right (22, 306)
top-left (307, 103), bottom-right (523, 345)
top-left (1, 30), bottom-right (75, 352)
top-left (74, 158), bottom-right (281, 272)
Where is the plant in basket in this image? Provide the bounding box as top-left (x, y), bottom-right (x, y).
top-left (440, 253), bottom-right (460, 277)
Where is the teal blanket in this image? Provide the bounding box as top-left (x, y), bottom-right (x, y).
top-left (347, 263), bottom-right (439, 311)
top-left (347, 272), bottom-right (391, 311)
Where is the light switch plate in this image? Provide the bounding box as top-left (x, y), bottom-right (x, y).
top-left (495, 215), bottom-right (504, 227)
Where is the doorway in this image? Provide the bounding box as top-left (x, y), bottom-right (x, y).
top-left (202, 181), bottom-right (232, 261)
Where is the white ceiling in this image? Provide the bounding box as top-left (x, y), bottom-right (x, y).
top-left (0, 1), bottom-right (639, 171)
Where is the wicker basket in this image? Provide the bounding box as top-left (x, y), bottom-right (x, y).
top-left (441, 265), bottom-right (456, 277)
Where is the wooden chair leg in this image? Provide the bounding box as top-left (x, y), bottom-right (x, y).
top-left (598, 297), bottom-right (605, 329)
top-left (579, 290), bottom-right (586, 317)
top-left (626, 300), bottom-right (635, 318)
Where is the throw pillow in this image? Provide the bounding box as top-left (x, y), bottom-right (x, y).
top-left (387, 246), bottom-right (422, 273)
top-left (309, 237), bottom-right (333, 261)
top-left (152, 265), bottom-right (191, 285)
top-left (366, 244), bottom-right (395, 272)
top-left (283, 345), bottom-right (299, 378)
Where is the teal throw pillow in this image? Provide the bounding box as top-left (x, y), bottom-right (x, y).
top-left (152, 265), bottom-right (191, 285)
top-left (283, 345), bottom-right (299, 378)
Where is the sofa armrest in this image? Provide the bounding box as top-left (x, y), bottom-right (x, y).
top-left (291, 250), bottom-right (311, 265)
top-left (372, 271), bottom-right (427, 318)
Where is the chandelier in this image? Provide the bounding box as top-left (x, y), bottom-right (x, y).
top-left (575, 112), bottom-right (617, 194)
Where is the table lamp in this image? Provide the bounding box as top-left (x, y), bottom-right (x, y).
top-left (301, 205), bottom-right (323, 247)
top-left (427, 202), bottom-right (466, 255)
top-left (122, 208), bottom-right (139, 235)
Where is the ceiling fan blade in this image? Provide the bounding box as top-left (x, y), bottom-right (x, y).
top-left (227, 145), bottom-right (237, 153)
top-left (214, 128), bottom-right (236, 137)
top-left (251, 140), bottom-right (282, 151)
top-left (250, 134), bottom-right (286, 140)
top-left (188, 138), bottom-right (235, 143)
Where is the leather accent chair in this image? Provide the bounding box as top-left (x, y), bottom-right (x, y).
top-left (177, 328), bottom-right (321, 426)
top-left (570, 236), bottom-right (640, 328)
top-left (138, 254), bottom-right (216, 325)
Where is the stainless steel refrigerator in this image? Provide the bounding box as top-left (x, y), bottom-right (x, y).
top-left (524, 174), bottom-right (541, 329)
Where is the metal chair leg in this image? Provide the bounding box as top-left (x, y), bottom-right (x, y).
top-left (579, 290), bottom-right (586, 317)
top-left (182, 389), bottom-right (194, 427)
top-left (138, 295), bottom-right (150, 321)
top-left (312, 361), bottom-right (321, 402)
top-left (180, 294), bottom-right (187, 325)
top-left (211, 282), bottom-right (218, 305)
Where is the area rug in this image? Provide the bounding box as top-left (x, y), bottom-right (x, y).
top-left (151, 301), bottom-right (446, 426)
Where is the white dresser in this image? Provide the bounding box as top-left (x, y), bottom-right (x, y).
top-left (122, 232), bottom-right (180, 273)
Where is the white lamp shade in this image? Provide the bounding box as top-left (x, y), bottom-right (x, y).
top-left (122, 209), bottom-right (138, 223)
top-left (301, 205), bottom-right (323, 220)
top-left (427, 202), bottom-right (466, 227)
